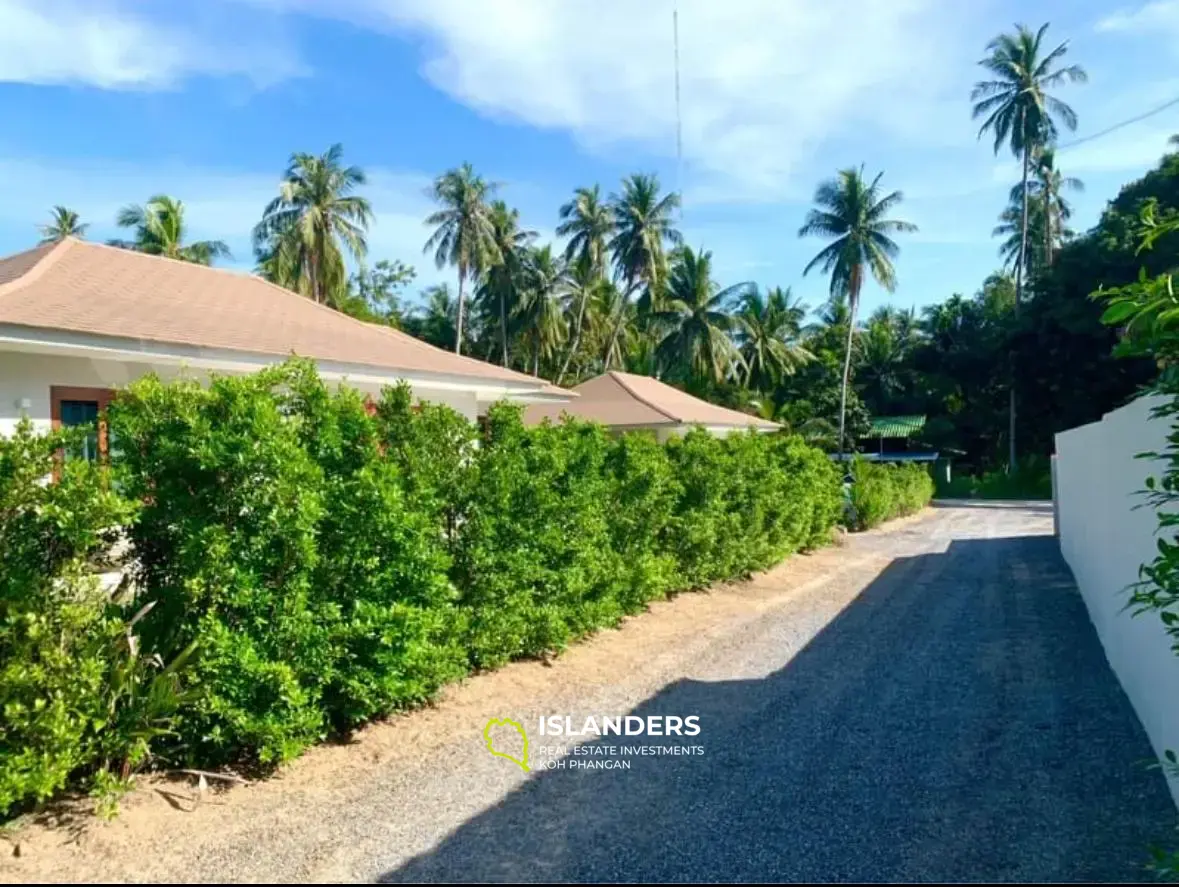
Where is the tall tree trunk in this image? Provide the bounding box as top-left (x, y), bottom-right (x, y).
top-left (454, 267), bottom-right (466, 355)
top-left (837, 272), bottom-right (861, 459)
top-left (558, 284), bottom-right (591, 385)
top-left (533, 350), bottom-right (539, 376)
top-left (500, 285), bottom-right (509, 367)
top-left (309, 252), bottom-right (321, 305)
top-left (1044, 189), bottom-right (1053, 268)
top-left (1009, 145), bottom-right (1030, 474)
top-left (605, 278), bottom-right (635, 370)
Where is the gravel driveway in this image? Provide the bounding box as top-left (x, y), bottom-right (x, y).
top-left (5, 503), bottom-right (1175, 882)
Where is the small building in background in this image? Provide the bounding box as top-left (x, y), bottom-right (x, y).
top-left (862, 414), bottom-right (928, 456)
top-left (849, 413), bottom-right (950, 486)
top-left (523, 371), bottom-right (779, 441)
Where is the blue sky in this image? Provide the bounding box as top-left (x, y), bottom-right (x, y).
top-left (0, 0), bottom-right (1177, 318)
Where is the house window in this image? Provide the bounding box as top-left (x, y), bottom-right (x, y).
top-left (51, 386), bottom-right (116, 462)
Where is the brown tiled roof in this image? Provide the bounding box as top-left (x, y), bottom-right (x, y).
top-left (0, 238), bottom-right (558, 388)
top-left (524, 371), bottom-right (778, 430)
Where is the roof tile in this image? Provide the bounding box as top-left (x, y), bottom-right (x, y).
top-left (0, 238), bottom-right (558, 389)
top-left (524, 371), bottom-right (778, 430)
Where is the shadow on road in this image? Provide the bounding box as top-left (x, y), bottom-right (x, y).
top-left (382, 536), bottom-right (1174, 883)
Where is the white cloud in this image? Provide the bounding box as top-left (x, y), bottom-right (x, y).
top-left (0, 0), bottom-right (305, 89)
top-left (0, 157), bottom-right (453, 285)
top-left (232, 0), bottom-right (985, 201)
top-left (1098, 1), bottom-right (1179, 34)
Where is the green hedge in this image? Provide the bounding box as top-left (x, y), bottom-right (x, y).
top-left (0, 420), bottom-right (189, 815)
top-left (1, 360), bottom-right (845, 815)
top-left (847, 457), bottom-right (934, 531)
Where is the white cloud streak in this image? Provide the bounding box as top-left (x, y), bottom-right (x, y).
top-left (230, 0), bottom-right (986, 201)
top-left (0, 0), bottom-right (305, 89)
top-left (1098, 1), bottom-right (1179, 34)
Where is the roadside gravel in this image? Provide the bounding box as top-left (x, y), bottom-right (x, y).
top-left (1, 504), bottom-right (1172, 883)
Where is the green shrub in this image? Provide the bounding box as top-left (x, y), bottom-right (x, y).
top-left (449, 404), bottom-right (625, 667)
top-left (847, 458), bottom-right (934, 531)
top-left (2, 360), bottom-right (850, 810)
top-left (937, 456), bottom-right (1052, 500)
top-left (605, 430), bottom-right (681, 610)
top-left (110, 367), bottom-right (331, 766)
top-left (110, 363), bottom-right (467, 765)
top-left (0, 419), bottom-right (184, 817)
top-left (286, 369), bottom-right (467, 730)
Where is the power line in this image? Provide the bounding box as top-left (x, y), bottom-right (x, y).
top-left (1055, 94), bottom-right (1179, 151)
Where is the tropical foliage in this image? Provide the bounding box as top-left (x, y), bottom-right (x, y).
top-left (254, 143), bottom-right (373, 306)
top-left (38, 206), bottom-right (87, 243)
top-left (424, 163), bottom-right (501, 355)
top-left (971, 21), bottom-right (1086, 468)
top-left (23, 17), bottom-right (1171, 480)
top-left (798, 166), bottom-right (917, 454)
top-left (1, 360), bottom-right (849, 815)
top-left (113, 196), bottom-right (230, 265)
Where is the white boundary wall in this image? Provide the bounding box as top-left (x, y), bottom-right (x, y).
top-left (1055, 393), bottom-right (1179, 805)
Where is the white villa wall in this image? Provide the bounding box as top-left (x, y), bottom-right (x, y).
top-left (0, 351), bottom-right (481, 434)
top-left (1055, 393), bottom-right (1179, 804)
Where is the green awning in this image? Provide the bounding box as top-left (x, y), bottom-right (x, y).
top-left (865, 415), bottom-right (926, 438)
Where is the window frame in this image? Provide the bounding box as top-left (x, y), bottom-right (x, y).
top-left (50, 385), bottom-right (117, 463)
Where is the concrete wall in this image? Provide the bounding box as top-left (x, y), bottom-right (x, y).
top-left (0, 351), bottom-right (481, 434)
top-left (1055, 393), bottom-right (1179, 804)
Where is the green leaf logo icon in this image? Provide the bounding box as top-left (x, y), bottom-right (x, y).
top-left (484, 717), bottom-right (530, 772)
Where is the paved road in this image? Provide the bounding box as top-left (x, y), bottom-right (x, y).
top-left (385, 503), bottom-right (1176, 883)
top-left (7, 504), bottom-right (1175, 883)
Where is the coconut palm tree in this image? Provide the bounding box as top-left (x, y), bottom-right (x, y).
top-left (1012, 147), bottom-right (1082, 269)
top-left (424, 163), bottom-right (501, 355)
top-left (994, 195), bottom-right (1050, 272)
top-left (515, 245), bottom-right (567, 376)
top-left (605, 174), bottom-right (682, 365)
top-left (411, 283), bottom-right (460, 351)
top-left (254, 144), bottom-right (372, 307)
top-left (115, 196), bottom-right (230, 265)
top-left (557, 185), bottom-right (613, 277)
top-left (556, 255), bottom-right (604, 385)
top-left (972, 22), bottom-right (1085, 470)
top-left (735, 286), bottom-right (812, 390)
top-left (476, 200), bottom-right (536, 366)
top-left (798, 166), bottom-right (916, 456)
top-left (649, 246), bottom-right (746, 384)
top-left (589, 278), bottom-right (632, 373)
top-left (38, 206), bottom-right (88, 243)
top-left (858, 306), bottom-right (920, 413)
top-left (557, 185), bottom-right (614, 376)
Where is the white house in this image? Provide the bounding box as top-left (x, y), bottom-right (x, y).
top-left (523, 370), bottom-right (779, 441)
top-left (0, 237), bottom-right (572, 450)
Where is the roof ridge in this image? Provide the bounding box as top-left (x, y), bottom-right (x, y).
top-left (606, 371), bottom-right (680, 422)
top-left (0, 238), bottom-right (71, 301)
top-left (67, 240), bottom-right (552, 387)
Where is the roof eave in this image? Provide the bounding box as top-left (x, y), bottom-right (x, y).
top-left (0, 323), bottom-right (573, 400)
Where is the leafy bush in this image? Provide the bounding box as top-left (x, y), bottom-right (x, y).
top-left (936, 456), bottom-right (1052, 500)
top-left (0, 419), bottom-right (186, 817)
top-left (3, 360), bottom-right (863, 810)
top-left (847, 458), bottom-right (934, 531)
top-left (110, 363), bottom-right (466, 766)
